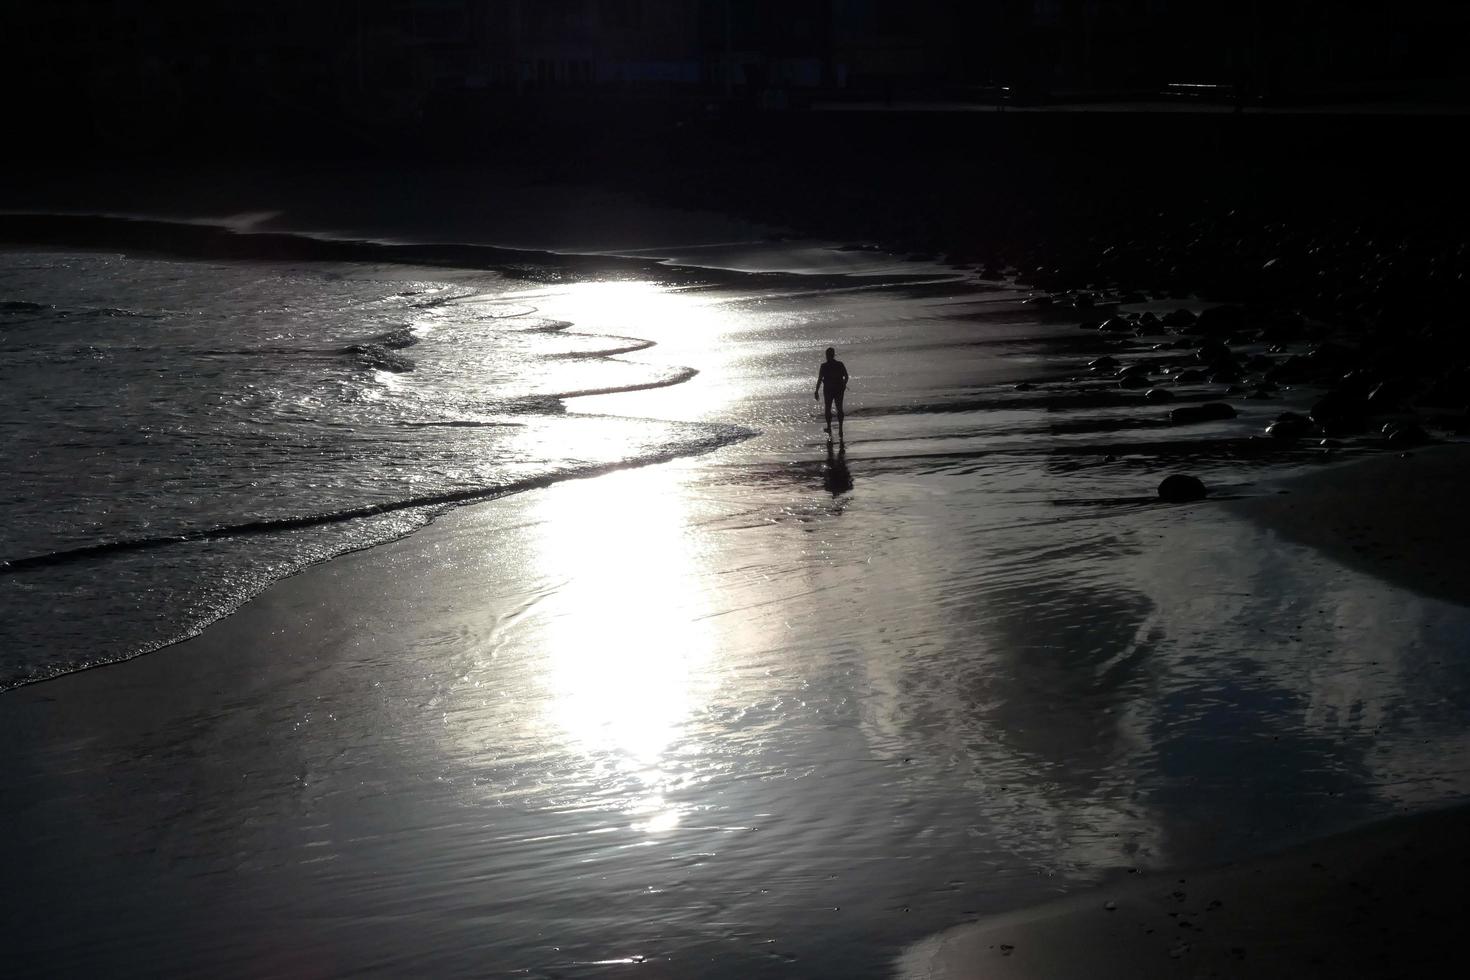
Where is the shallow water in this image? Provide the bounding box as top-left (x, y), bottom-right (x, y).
top-left (0, 250), bottom-right (749, 687)
top-left (5, 229), bottom-right (1470, 978)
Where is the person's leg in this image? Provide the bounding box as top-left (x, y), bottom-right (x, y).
top-left (834, 390), bottom-right (845, 430)
top-left (823, 394), bottom-right (833, 432)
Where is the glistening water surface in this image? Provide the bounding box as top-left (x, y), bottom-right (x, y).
top-left (0, 250), bottom-right (748, 687)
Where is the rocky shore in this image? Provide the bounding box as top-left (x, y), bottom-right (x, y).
top-left (639, 107), bottom-right (1470, 492)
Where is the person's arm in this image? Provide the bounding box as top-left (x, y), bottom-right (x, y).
top-left (814, 366), bottom-right (823, 399)
top-left (840, 364), bottom-right (849, 386)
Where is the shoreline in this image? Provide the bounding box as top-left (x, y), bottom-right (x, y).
top-left (5, 224), bottom-right (1470, 975)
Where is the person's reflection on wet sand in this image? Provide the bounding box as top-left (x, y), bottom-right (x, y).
top-left (823, 441), bottom-right (853, 496)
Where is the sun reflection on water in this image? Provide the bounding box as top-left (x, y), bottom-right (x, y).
top-left (506, 278), bottom-right (747, 422)
top-left (531, 467), bottom-right (716, 832)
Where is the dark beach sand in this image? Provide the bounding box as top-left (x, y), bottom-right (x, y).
top-left (897, 800), bottom-right (1470, 979)
top-left (1224, 445), bottom-right (1470, 610)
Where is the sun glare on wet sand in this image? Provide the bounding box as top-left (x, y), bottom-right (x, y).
top-left (534, 466), bottom-right (719, 836)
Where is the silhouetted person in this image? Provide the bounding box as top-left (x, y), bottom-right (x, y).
top-left (814, 347), bottom-right (848, 437)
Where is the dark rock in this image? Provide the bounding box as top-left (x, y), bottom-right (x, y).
top-left (1170, 402), bottom-right (1237, 424)
top-left (1196, 341), bottom-right (1232, 364)
top-left (1162, 308), bottom-right (1197, 328)
top-left (1193, 305), bottom-right (1244, 335)
top-left (1159, 474), bottom-right (1209, 502)
top-left (372, 327), bottom-right (419, 350)
top-left (1383, 421), bottom-right (1428, 446)
top-left (1336, 370), bottom-right (1379, 399)
top-left (1310, 390), bottom-right (1367, 434)
top-left (1144, 388), bottom-right (1176, 403)
top-left (1256, 311), bottom-right (1305, 345)
top-left (1118, 362), bottom-right (1153, 378)
top-left (1088, 356), bottom-right (1119, 371)
top-left (1420, 369), bottom-right (1469, 409)
top-left (1266, 412), bottom-right (1313, 439)
top-left (1427, 413), bottom-right (1470, 434)
top-left (1119, 375), bottom-right (1152, 389)
top-left (1266, 354), bottom-right (1315, 383)
top-left (1307, 343), bottom-right (1355, 374)
top-left (1014, 382), bottom-right (1036, 391)
top-left (343, 343), bottom-right (416, 373)
top-left (1366, 380), bottom-right (1410, 413)
top-left (1100, 316), bottom-right (1133, 333)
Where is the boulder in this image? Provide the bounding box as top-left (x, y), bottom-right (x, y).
top-left (1196, 341), bottom-right (1232, 364)
top-left (1309, 389), bottom-right (1367, 434)
top-left (1144, 388), bottom-right (1176, 403)
top-left (1265, 354), bottom-right (1314, 384)
top-left (1158, 474), bottom-right (1209, 502)
top-left (343, 343), bottom-right (415, 373)
top-left (1162, 308), bottom-right (1197, 328)
top-left (1170, 402), bottom-right (1237, 424)
top-left (1193, 305), bottom-right (1244, 335)
top-left (1366, 380), bottom-right (1410, 413)
top-left (1383, 421), bottom-right (1428, 447)
top-left (1265, 412), bottom-right (1313, 440)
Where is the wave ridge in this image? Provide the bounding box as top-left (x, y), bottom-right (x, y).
top-left (0, 426), bottom-right (755, 576)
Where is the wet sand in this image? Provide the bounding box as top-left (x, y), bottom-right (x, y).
top-left (1224, 445), bottom-right (1470, 610)
top-left (5, 268), bottom-right (1470, 977)
top-left (896, 444), bottom-right (1470, 979)
top-left (897, 800), bottom-right (1470, 979)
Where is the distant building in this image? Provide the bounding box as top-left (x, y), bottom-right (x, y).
top-left (473, 0), bottom-right (703, 91)
top-left (4, 0), bottom-right (1468, 140)
top-left (981, 0), bottom-right (1470, 102)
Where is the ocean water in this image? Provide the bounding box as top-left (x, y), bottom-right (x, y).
top-left (0, 247), bottom-right (750, 688)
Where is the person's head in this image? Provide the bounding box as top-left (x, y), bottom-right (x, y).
top-left (825, 347), bottom-right (835, 361)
